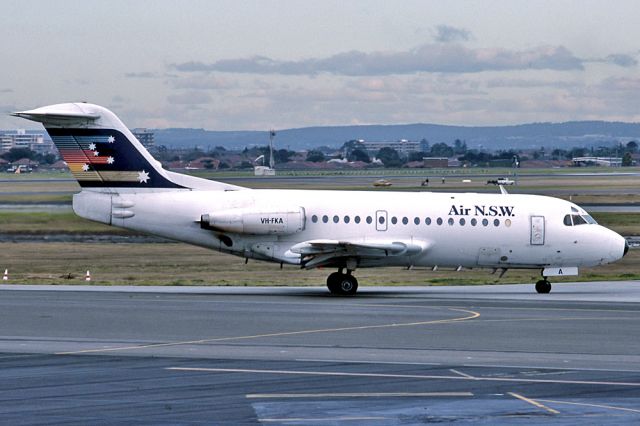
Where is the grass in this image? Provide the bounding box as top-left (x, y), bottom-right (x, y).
top-left (0, 242), bottom-right (638, 286)
top-left (0, 212), bottom-right (123, 234)
top-left (590, 213), bottom-right (640, 235)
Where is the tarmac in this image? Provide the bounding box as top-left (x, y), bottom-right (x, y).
top-left (1, 281), bottom-right (640, 424)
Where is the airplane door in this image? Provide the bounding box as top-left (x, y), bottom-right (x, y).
top-left (375, 210), bottom-right (388, 231)
top-left (530, 215), bottom-right (545, 245)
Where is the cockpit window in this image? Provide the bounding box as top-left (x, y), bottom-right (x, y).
top-left (564, 213), bottom-right (598, 226)
top-left (572, 214), bottom-right (587, 225)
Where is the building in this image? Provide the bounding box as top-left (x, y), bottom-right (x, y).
top-left (360, 139), bottom-right (422, 155)
top-left (572, 156), bottom-right (622, 167)
top-left (0, 130), bottom-right (54, 154)
top-left (423, 157), bottom-right (449, 168)
top-left (132, 128), bottom-right (155, 150)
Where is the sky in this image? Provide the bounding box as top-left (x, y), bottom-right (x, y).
top-left (2, 0), bottom-right (640, 130)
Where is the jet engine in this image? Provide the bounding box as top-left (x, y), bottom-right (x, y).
top-left (201, 206), bottom-right (305, 235)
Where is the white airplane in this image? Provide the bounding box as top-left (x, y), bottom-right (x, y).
top-left (13, 103), bottom-right (629, 295)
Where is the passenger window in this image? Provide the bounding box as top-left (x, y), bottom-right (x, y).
top-left (471, 218), bottom-right (477, 226)
top-left (333, 215), bottom-right (339, 223)
top-left (448, 218), bottom-right (454, 225)
top-left (391, 216), bottom-right (398, 225)
top-left (414, 217), bottom-right (420, 225)
top-left (366, 216), bottom-right (372, 224)
top-left (437, 218), bottom-right (443, 225)
top-left (402, 217), bottom-right (408, 225)
top-left (355, 216), bottom-right (361, 224)
top-left (459, 218), bottom-right (465, 226)
top-left (482, 218), bottom-right (489, 226)
top-left (494, 219), bottom-right (500, 226)
top-left (379, 216), bottom-right (385, 224)
top-left (505, 219), bottom-right (512, 227)
top-left (322, 215), bottom-right (329, 223)
top-left (312, 215), bottom-right (318, 223)
top-left (425, 217), bottom-right (431, 225)
top-left (563, 215), bottom-right (572, 226)
top-left (344, 215), bottom-right (350, 223)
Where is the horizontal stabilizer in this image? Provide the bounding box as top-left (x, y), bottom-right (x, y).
top-left (12, 103), bottom-right (101, 125)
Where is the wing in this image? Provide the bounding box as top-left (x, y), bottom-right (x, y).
top-left (288, 238), bottom-right (431, 269)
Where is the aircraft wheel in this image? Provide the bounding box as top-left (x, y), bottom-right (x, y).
top-left (327, 272), bottom-right (343, 294)
top-left (535, 279), bottom-right (551, 294)
top-left (337, 274), bottom-right (358, 295)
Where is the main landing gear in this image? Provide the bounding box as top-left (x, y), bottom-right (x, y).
top-left (535, 278), bottom-right (552, 294)
top-left (327, 270), bottom-right (358, 296)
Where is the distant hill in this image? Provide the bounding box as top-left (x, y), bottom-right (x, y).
top-left (153, 121), bottom-right (640, 151)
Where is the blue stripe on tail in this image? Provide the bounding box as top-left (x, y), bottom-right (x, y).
top-left (47, 128), bottom-right (183, 188)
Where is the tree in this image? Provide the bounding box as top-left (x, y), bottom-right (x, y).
top-left (348, 148), bottom-right (370, 163)
top-left (306, 150), bottom-right (325, 162)
top-left (627, 141), bottom-right (638, 153)
top-left (408, 151), bottom-right (428, 162)
top-left (2, 148), bottom-right (35, 162)
top-left (453, 139), bottom-right (467, 155)
top-left (376, 147), bottom-right (403, 167)
top-left (275, 148), bottom-right (294, 163)
top-left (622, 152), bottom-right (633, 166)
top-left (429, 142), bottom-right (453, 157)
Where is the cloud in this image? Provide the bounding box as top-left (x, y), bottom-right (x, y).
top-left (167, 91), bottom-right (212, 105)
top-left (605, 54), bottom-right (637, 67)
top-left (170, 75), bottom-right (237, 91)
top-left (434, 25), bottom-right (472, 43)
top-left (172, 43), bottom-right (584, 76)
top-left (0, 88), bottom-right (13, 93)
top-left (124, 71), bottom-right (161, 78)
top-left (486, 78), bottom-right (578, 89)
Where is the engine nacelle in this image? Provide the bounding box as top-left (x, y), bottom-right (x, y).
top-left (201, 206), bottom-right (305, 235)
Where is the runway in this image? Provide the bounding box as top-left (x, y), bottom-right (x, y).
top-left (1, 282), bottom-right (640, 424)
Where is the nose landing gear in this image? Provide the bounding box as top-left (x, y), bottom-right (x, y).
top-left (535, 278), bottom-right (552, 294)
top-left (327, 269), bottom-right (358, 295)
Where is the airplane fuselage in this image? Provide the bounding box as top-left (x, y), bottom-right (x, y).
top-left (73, 188), bottom-right (625, 272)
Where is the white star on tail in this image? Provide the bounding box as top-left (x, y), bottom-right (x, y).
top-left (93, 151), bottom-right (99, 156)
top-left (107, 156), bottom-right (114, 164)
top-left (82, 164), bottom-right (89, 172)
top-left (107, 136), bottom-right (115, 143)
top-left (137, 170), bottom-right (150, 183)
top-left (88, 143), bottom-right (96, 151)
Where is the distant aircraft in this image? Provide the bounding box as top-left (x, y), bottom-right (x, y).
top-left (13, 103), bottom-right (629, 295)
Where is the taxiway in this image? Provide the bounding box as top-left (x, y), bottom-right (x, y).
top-left (1, 282), bottom-right (639, 424)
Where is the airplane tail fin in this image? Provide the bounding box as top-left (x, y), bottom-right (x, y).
top-left (12, 103), bottom-right (241, 191)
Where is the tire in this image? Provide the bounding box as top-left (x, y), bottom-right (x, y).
top-left (535, 279), bottom-right (551, 294)
top-left (327, 272), bottom-right (342, 294)
top-left (338, 274), bottom-right (358, 296)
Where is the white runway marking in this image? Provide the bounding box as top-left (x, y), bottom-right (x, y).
top-left (56, 307), bottom-right (479, 355)
top-left (449, 368), bottom-right (476, 379)
top-left (247, 392), bottom-right (473, 399)
top-left (258, 417), bottom-right (388, 423)
top-left (167, 366), bottom-right (640, 387)
top-left (508, 392), bottom-right (560, 415)
top-left (537, 398), bottom-right (640, 414)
